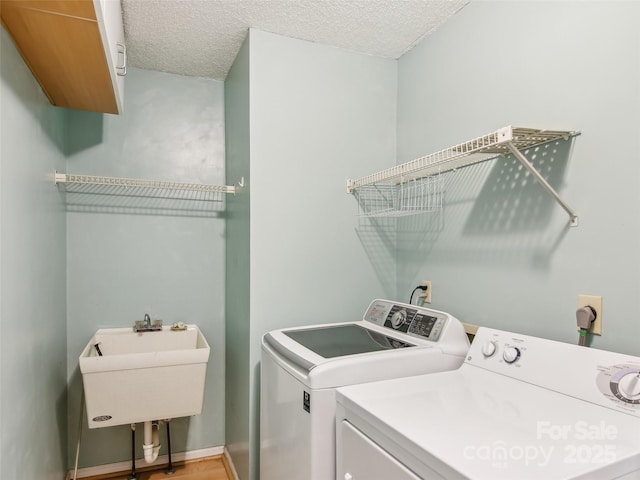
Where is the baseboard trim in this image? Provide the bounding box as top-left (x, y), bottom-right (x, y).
top-left (223, 446), bottom-right (240, 480)
top-left (66, 445), bottom-right (225, 479)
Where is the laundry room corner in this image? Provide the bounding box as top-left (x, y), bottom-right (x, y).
top-left (224, 29), bottom-right (399, 480)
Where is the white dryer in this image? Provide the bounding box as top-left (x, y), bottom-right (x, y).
top-left (336, 327), bottom-right (640, 479)
top-left (260, 299), bottom-right (470, 480)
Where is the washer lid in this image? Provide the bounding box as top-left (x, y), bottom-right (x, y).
top-left (283, 324), bottom-right (414, 358)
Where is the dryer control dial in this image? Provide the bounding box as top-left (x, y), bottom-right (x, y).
top-left (618, 373), bottom-right (640, 401)
top-left (481, 341), bottom-right (497, 358)
top-left (503, 346), bottom-right (521, 364)
top-left (597, 364), bottom-right (640, 408)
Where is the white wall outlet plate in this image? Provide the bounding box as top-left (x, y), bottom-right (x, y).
top-left (420, 280), bottom-right (432, 304)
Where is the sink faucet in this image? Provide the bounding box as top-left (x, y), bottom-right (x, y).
top-left (134, 313), bottom-right (162, 332)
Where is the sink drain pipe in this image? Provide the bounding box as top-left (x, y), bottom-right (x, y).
top-left (127, 420), bottom-right (174, 478)
top-left (143, 420), bottom-right (161, 463)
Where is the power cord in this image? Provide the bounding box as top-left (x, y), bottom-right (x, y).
top-left (409, 284), bottom-right (429, 305)
top-left (576, 306), bottom-right (596, 346)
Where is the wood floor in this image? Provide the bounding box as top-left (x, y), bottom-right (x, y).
top-left (82, 456), bottom-right (233, 480)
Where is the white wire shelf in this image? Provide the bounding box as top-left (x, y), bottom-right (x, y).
top-left (347, 126), bottom-right (580, 226)
top-left (54, 172), bottom-right (238, 201)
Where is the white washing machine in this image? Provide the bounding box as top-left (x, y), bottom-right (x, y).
top-left (336, 327), bottom-right (640, 480)
top-left (260, 299), bottom-right (470, 480)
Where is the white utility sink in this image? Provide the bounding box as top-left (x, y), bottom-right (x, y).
top-left (79, 324), bottom-right (210, 429)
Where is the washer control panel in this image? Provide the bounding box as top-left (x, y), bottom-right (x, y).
top-left (468, 327), bottom-right (640, 416)
top-left (363, 299), bottom-right (449, 342)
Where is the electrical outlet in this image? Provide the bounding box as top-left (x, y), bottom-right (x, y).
top-left (420, 280), bottom-right (432, 304)
top-left (578, 294), bottom-right (602, 335)
top-left (462, 322), bottom-right (479, 343)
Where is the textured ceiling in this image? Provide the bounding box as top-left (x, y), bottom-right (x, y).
top-left (122, 0), bottom-right (468, 80)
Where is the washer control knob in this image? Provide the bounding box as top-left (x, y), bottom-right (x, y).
top-left (481, 341), bottom-right (497, 358)
top-left (390, 310), bottom-right (407, 329)
top-left (503, 346), bottom-right (521, 364)
top-left (618, 373), bottom-right (640, 401)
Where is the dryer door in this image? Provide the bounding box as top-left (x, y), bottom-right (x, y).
top-left (339, 420), bottom-right (426, 480)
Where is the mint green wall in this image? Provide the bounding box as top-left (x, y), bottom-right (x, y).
top-left (1, 28), bottom-right (68, 480)
top-left (66, 68), bottom-right (227, 468)
top-left (396, 1), bottom-right (640, 353)
top-left (225, 34), bottom-right (251, 480)
top-left (248, 27), bottom-right (396, 344)
top-left (224, 29), bottom-right (397, 480)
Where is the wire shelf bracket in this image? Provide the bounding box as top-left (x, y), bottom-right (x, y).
top-left (346, 126), bottom-right (580, 226)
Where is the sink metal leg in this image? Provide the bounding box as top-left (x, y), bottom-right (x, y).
top-left (129, 423), bottom-right (137, 480)
top-left (165, 420), bottom-right (175, 475)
